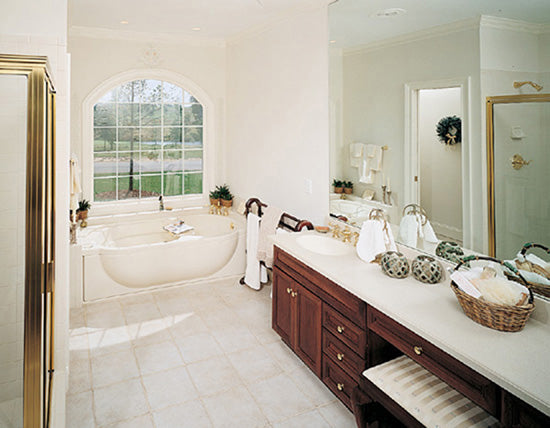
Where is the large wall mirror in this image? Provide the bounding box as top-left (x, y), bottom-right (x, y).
top-left (328, 1), bottom-right (550, 296)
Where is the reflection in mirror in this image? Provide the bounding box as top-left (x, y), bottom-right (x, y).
top-left (328, 1), bottom-right (550, 280)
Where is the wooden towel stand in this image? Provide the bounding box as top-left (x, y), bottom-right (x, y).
top-left (239, 197), bottom-right (314, 286)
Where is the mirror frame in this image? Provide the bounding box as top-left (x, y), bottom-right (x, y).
top-left (486, 93), bottom-right (550, 256)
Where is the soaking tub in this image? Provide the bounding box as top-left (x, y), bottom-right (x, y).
top-left (76, 209), bottom-right (245, 301)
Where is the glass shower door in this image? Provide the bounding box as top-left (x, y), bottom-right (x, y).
top-left (0, 74), bottom-right (27, 428)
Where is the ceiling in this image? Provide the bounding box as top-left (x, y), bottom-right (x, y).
top-left (330, 0), bottom-right (550, 49)
top-left (69, 0), bottom-right (326, 42)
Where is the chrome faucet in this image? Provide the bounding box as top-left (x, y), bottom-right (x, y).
top-left (159, 195), bottom-right (165, 211)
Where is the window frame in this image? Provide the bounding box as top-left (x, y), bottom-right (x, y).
top-left (82, 70), bottom-right (215, 216)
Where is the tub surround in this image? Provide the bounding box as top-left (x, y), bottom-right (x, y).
top-left (271, 231), bottom-right (550, 418)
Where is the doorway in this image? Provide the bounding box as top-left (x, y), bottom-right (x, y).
top-left (405, 78), bottom-right (471, 247)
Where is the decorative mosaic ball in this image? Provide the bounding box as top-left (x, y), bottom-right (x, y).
top-left (381, 251), bottom-right (410, 279)
top-left (435, 241), bottom-right (464, 264)
top-left (412, 255), bottom-right (443, 284)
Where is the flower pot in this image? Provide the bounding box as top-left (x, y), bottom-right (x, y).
top-left (77, 210), bottom-right (88, 221)
top-left (344, 187), bottom-right (353, 194)
top-left (210, 197), bottom-right (220, 206)
top-left (221, 199), bottom-right (233, 208)
top-left (334, 187), bottom-right (344, 194)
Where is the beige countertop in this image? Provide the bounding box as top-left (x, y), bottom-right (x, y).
top-left (273, 231), bottom-right (550, 416)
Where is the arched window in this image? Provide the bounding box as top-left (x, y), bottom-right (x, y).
top-left (93, 79), bottom-right (203, 201)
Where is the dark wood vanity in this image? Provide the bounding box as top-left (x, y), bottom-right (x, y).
top-left (272, 246), bottom-right (550, 427)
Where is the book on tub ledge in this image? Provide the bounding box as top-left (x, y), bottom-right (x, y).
top-left (164, 221), bottom-right (194, 236)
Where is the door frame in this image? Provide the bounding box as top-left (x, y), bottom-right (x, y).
top-left (404, 77), bottom-right (472, 247)
top-left (486, 93), bottom-right (550, 256)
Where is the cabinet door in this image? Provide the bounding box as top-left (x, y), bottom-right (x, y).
top-left (272, 268), bottom-right (295, 345)
top-left (294, 283), bottom-right (322, 377)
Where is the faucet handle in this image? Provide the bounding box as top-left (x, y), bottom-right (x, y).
top-left (331, 223), bottom-right (341, 238)
top-left (352, 231), bottom-right (360, 246)
top-left (341, 227), bottom-right (352, 243)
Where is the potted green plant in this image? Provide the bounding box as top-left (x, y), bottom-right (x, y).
top-left (217, 184), bottom-right (234, 208)
top-left (343, 181), bottom-right (353, 194)
top-left (209, 188), bottom-right (221, 206)
top-left (76, 199), bottom-right (91, 227)
top-left (333, 179), bottom-right (344, 194)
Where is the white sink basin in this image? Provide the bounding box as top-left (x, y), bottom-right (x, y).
top-left (296, 235), bottom-right (351, 256)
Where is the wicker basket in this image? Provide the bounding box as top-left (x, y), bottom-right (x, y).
top-left (450, 255), bottom-right (534, 332)
top-left (506, 243), bottom-right (550, 299)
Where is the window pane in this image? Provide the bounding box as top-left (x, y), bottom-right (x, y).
top-left (184, 150), bottom-right (202, 171)
top-left (117, 151), bottom-right (140, 175)
top-left (94, 103), bottom-right (116, 126)
top-left (184, 104), bottom-right (203, 126)
top-left (163, 82), bottom-right (183, 103)
top-left (184, 127), bottom-right (202, 148)
top-left (164, 150), bottom-right (183, 172)
top-left (164, 104), bottom-right (182, 126)
top-left (164, 173), bottom-right (183, 196)
top-left (118, 175), bottom-right (141, 199)
top-left (184, 173), bottom-right (202, 194)
top-left (118, 81), bottom-right (141, 102)
top-left (94, 128), bottom-right (116, 152)
top-left (140, 151), bottom-right (161, 174)
top-left (163, 127), bottom-right (182, 148)
top-left (141, 175), bottom-right (161, 198)
top-left (118, 103), bottom-right (140, 126)
top-left (184, 92), bottom-right (199, 104)
top-left (141, 127), bottom-right (162, 150)
top-left (94, 152), bottom-right (117, 177)
top-left (140, 80), bottom-right (162, 103)
top-left (94, 177), bottom-right (116, 201)
top-left (118, 128), bottom-right (139, 151)
top-left (141, 103), bottom-right (161, 126)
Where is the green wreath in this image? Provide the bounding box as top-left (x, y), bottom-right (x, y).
top-left (436, 116), bottom-right (461, 145)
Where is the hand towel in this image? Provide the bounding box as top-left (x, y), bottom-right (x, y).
top-left (257, 206), bottom-right (284, 268)
top-left (366, 144), bottom-right (383, 171)
top-left (398, 214), bottom-right (419, 248)
top-left (422, 219), bottom-right (439, 243)
top-left (244, 213), bottom-right (261, 290)
top-left (350, 143), bottom-right (364, 168)
top-left (359, 158), bottom-right (374, 184)
top-left (356, 220), bottom-right (396, 263)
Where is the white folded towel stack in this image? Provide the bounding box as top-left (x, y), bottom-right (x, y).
top-left (163, 221), bottom-right (194, 235)
top-left (349, 143), bottom-right (364, 168)
top-left (356, 219), bottom-right (397, 263)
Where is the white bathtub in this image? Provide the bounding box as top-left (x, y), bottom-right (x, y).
top-left (76, 209), bottom-right (245, 301)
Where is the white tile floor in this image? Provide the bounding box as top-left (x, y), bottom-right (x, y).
top-left (67, 277), bottom-right (356, 428)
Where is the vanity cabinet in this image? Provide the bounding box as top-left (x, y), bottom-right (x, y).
top-left (272, 247), bottom-right (370, 408)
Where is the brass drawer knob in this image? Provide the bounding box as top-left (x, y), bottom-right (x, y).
top-left (337, 325), bottom-right (345, 334)
top-left (286, 288), bottom-right (292, 294)
top-left (337, 383), bottom-right (345, 391)
top-left (337, 353), bottom-right (344, 361)
top-left (414, 346), bottom-right (423, 355)
top-left (291, 291), bottom-right (298, 298)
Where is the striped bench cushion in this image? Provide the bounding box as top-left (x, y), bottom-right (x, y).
top-left (363, 355), bottom-right (499, 428)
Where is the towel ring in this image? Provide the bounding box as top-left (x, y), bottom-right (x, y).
top-left (368, 208), bottom-right (386, 222)
top-left (402, 203), bottom-right (428, 226)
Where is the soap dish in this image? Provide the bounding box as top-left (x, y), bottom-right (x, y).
top-left (315, 226), bottom-right (329, 234)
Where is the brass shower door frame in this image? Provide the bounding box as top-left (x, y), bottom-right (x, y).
top-left (486, 93), bottom-right (550, 256)
top-left (0, 54), bottom-right (56, 428)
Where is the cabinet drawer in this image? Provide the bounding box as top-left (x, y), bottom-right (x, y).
top-left (323, 304), bottom-right (366, 356)
top-left (368, 306), bottom-right (499, 416)
top-left (323, 329), bottom-right (366, 378)
top-left (322, 356), bottom-right (358, 410)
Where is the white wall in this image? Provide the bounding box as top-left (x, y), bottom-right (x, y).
top-left (341, 27), bottom-right (483, 250)
top-left (1, 1), bottom-right (70, 426)
top-left (225, 7), bottom-right (330, 225)
top-left (418, 88), bottom-right (462, 240)
top-left (68, 35), bottom-right (227, 211)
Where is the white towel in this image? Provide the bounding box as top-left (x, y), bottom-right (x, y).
top-left (356, 219), bottom-right (396, 263)
top-left (422, 218), bottom-right (439, 243)
top-left (359, 158), bottom-right (373, 184)
top-left (70, 155), bottom-right (82, 211)
top-left (366, 144), bottom-right (383, 171)
top-left (398, 214), bottom-right (419, 248)
top-left (244, 213), bottom-right (262, 290)
top-left (257, 206), bottom-right (284, 268)
top-left (350, 143), bottom-right (364, 168)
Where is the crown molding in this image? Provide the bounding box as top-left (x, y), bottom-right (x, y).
top-left (226, 0), bottom-right (331, 47)
top-left (343, 17), bottom-right (480, 56)
top-left (480, 15), bottom-right (550, 34)
top-left (69, 25), bottom-right (226, 48)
